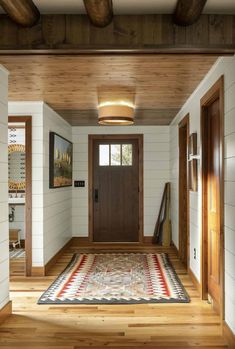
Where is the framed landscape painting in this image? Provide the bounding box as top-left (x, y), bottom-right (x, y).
top-left (49, 132), bottom-right (73, 188)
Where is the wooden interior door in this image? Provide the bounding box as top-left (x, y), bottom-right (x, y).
top-left (201, 76), bottom-right (224, 315)
top-left (207, 98), bottom-right (221, 311)
top-left (178, 115), bottom-right (189, 268)
top-left (91, 136), bottom-right (141, 242)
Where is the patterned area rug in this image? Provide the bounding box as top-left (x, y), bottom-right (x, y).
top-left (38, 253), bottom-right (190, 304)
top-left (10, 248), bottom-right (25, 259)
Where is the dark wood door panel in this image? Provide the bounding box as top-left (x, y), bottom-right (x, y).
top-left (92, 138), bottom-right (140, 243)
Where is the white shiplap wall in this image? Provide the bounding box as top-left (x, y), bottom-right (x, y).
top-left (43, 104), bottom-right (72, 264)
top-left (170, 55), bottom-right (235, 334)
top-left (0, 65), bottom-right (9, 310)
top-left (72, 126), bottom-right (170, 237)
top-left (8, 102), bottom-right (73, 266)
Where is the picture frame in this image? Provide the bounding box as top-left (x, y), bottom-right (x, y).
top-left (49, 132), bottom-right (73, 188)
top-left (188, 133), bottom-right (197, 158)
top-left (188, 159), bottom-right (198, 192)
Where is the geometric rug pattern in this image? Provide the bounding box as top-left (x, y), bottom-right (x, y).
top-left (38, 253), bottom-right (190, 304)
top-left (10, 248), bottom-right (25, 259)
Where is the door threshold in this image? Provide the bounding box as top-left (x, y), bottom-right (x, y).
top-left (91, 241), bottom-right (142, 244)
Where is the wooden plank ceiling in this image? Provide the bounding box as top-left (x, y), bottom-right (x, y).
top-left (1, 54), bottom-right (218, 125)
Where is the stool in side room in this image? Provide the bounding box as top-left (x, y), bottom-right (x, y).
top-left (9, 229), bottom-right (21, 249)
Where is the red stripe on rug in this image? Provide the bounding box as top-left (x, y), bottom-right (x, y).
top-left (143, 256), bottom-right (155, 296)
top-left (153, 254), bottom-right (170, 297)
top-left (75, 255), bottom-right (97, 296)
top-left (57, 255), bottom-right (87, 298)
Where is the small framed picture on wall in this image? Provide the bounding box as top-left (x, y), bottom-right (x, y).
top-left (188, 159), bottom-right (198, 192)
top-left (188, 133), bottom-right (197, 158)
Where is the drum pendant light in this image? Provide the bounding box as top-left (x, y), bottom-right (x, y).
top-left (98, 101), bottom-right (134, 125)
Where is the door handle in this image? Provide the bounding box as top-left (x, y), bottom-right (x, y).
top-left (94, 189), bottom-right (99, 203)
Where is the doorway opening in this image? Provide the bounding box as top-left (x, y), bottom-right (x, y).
top-left (178, 114), bottom-right (190, 269)
top-left (201, 76), bottom-right (224, 316)
top-left (89, 134), bottom-right (143, 243)
top-left (8, 116), bottom-right (32, 276)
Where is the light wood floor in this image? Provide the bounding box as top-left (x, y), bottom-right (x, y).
top-left (1, 244), bottom-right (229, 348)
top-left (10, 257), bottom-right (25, 277)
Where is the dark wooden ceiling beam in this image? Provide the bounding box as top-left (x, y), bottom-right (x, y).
top-left (0, 0), bottom-right (40, 27)
top-left (0, 14), bottom-right (234, 54)
top-left (83, 0), bottom-right (113, 27)
top-left (173, 0), bottom-right (207, 26)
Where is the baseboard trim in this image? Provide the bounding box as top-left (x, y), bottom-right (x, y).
top-left (143, 236), bottom-right (154, 244)
top-left (171, 241), bottom-right (179, 256)
top-left (0, 301), bottom-right (12, 324)
top-left (31, 238), bottom-right (73, 277)
top-left (71, 236), bottom-right (156, 246)
top-left (71, 237), bottom-right (89, 245)
top-left (171, 242), bottom-right (201, 294)
top-left (45, 238), bottom-right (73, 275)
top-left (223, 321), bottom-right (235, 348)
top-left (31, 266), bottom-right (45, 277)
top-left (188, 267), bottom-right (201, 294)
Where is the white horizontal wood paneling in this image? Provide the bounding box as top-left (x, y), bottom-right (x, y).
top-left (170, 55), bottom-right (235, 335)
top-left (0, 65), bottom-right (9, 310)
top-left (43, 104), bottom-right (72, 264)
top-left (8, 102), bottom-right (72, 266)
top-left (225, 108), bottom-right (235, 136)
top-left (72, 126), bottom-right (170, 238)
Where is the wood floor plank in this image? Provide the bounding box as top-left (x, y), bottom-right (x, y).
top-left (2, 245), bottom-right (228, 348)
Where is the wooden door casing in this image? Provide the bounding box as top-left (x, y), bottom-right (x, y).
top-left (178, 114), bottom-right (190, 269)
top-left (207, 99), bottom-right (221, 306)
top-left (201, 76), bottom-right (224, 316)
top-left (89, 134), bottom-right (143, 243)
top-left (8, 116), bottom-right (32, 276)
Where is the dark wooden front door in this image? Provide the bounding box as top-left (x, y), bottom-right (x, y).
top-left (207, 98), bottom-right (221, 310)
top-left (91, 136), bottom-right (141, 242)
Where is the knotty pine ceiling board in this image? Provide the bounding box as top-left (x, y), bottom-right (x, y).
top-left (0, 54), bottom-right (218, 125)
